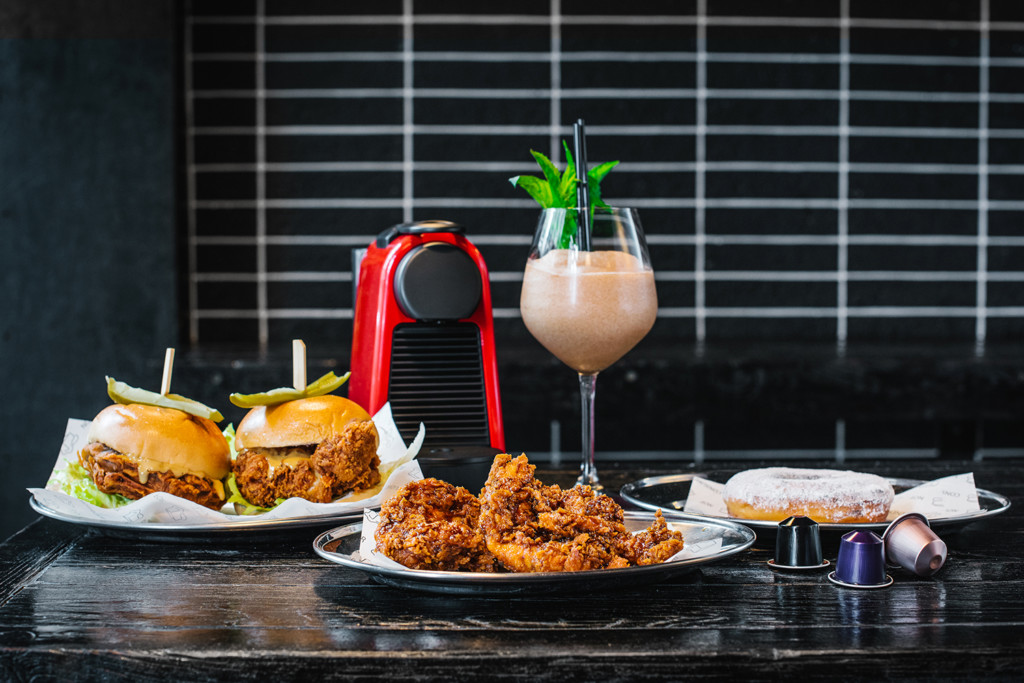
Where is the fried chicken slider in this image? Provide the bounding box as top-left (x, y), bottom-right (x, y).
top-left (78, 403), bottom-right (231, 510)
top-left (232, 395), bottom-right (381, 507)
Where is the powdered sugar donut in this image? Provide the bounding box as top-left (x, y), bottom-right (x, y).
top-left (722, 467), bottom-right (894, 524)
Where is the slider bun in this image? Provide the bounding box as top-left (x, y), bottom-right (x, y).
top-left (87, 403), bottom-right (231, 481)
top-left (235, 395), bottom-right (376, 449)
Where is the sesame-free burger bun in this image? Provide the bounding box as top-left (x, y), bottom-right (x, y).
top-left (87, 403), bottom-right (231, 481)
top-left (235, 395), bottom-right (377, 449)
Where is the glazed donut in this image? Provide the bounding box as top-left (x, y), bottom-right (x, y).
top-left (722, 467), bottom-right (894, 524)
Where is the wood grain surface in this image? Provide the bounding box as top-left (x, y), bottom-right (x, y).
top-left (2, 460), bottom-right (1021, 681)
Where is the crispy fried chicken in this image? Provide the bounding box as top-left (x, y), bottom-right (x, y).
top-left (375, 478), bottom-right (496, 572)
top-left (477, 453), bottom-right (685, 572)
top-left (232, 420), bottom-right (381, 507)
top-left (479, 453), bottom-right (631, 572)
top-left (78, 442), bottom-right (226, 510)
top-left (626, 509), bottom-right (685, 565)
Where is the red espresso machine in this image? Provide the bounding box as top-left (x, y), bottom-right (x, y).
top-left (350, 220), bottom-right (504, 488)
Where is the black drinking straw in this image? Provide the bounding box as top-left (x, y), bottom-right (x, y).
top-left (573, 118), bottom-right (592, 251)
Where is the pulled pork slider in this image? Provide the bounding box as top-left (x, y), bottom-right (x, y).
top-left (78, 403), bottom-right (231, 510)
top-left (232, 395), bottom-right (380, 507)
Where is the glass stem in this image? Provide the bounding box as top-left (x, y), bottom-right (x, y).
top-left (577, 372), bottom-right (601, 490)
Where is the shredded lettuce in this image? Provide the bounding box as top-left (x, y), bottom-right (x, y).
top-left (47, 461), bottom-right (131, 509)
top-left (223, 425), bottom-right (288, 514)
top-left (50, 423), bottom-right (242, 511)
top-left (225, 472), bottom-right (285, 515)
top-left (223, 423), bottom-right (237, 457)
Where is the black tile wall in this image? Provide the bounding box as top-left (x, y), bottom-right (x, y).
top-left (183, 0), bottom-right (1024, 460)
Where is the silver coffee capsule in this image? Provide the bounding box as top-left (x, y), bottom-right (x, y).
top-left (882, 512), bottom-right (947, 577)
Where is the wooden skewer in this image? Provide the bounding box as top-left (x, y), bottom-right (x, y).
top-left (292, 339), bottom-right (307, 391)
top-left (160, 348), bottom-right (175, 396)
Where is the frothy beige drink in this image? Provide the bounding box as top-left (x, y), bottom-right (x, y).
top-left (520, 249), bottom-right (657, 374)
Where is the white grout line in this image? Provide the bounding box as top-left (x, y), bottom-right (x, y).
top-left (189, 86), bottom-right (1024, 104)
top-left (837, 0), bottom-right (851, 352)
top-left (184, 12), bottom-right (200, 346)
top-left (835, 419), bottom-right (846, 464)
top-left (188, 123), bottom-right (1024, 141)
top-left (195, 271), bottom-right (353, 282)
top-left (402, 0), bottom-right (413, 223)
top-left (549, 0), bottom-right (561, 160)
top-left (189, 197), bottom-right (1024, 212)
top-left (197, 308), bottom-right (353, 318)
top-left (192, 48), bottom-right (1024, 70)
top-left (190, 160), bottom-right (1024, 176)
top-left (694, 420), bottom-right (705, 466)
top-left (976, 0), bottom-right (991, 357)
top-left (196, 268), bottom-right (1024, 284)
top-left (695, 0), bottom-right (707, 348)
top-left (190, 14), bottom-right (1024, 32)
top-left (194, 305), bottom-right (1024, 320)
top-left (255, 0), bottom-right (268, 350)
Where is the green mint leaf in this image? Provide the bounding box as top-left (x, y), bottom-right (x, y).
top-left (510, 141), bottom-right (619, 215)
top-left (530, 149), bottom-right (561, 188)
top-left (509, 175), bottom-right (554, 206)
top-left (562, 140), bottom-right (576, 179)
top-left (559, 210), bottom-right (579, 249)
top-left (558, 165), bottom-right (577, 207)
top-left (588, 159), bottom-right (619, 184)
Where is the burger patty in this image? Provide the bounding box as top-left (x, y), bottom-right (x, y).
top-left (232, 419), bottom-right (381, 507)
top-left (78, 442), bottom-right (226, 510)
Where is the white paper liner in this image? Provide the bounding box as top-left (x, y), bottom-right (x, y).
top-left (683, 471), bottom-right (981, 521)
top-left (28, 402), bottom-right (425, 526)
top-left (356, 507), bottom-right (717, 572)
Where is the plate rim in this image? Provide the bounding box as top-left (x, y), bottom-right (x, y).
top-left (619, 472), bottom-right (1012, 530)
top-left (312, 510), bottom-right (757, 585)
top-left (29, 494), bottom-right (363, 535)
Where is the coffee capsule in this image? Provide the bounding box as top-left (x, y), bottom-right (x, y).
top-left (882, 512), bottom-right (947, 577)
top-left (829, 530), bottom-right (893, 589)
top-left (770, 516), bottom-right (828, 570)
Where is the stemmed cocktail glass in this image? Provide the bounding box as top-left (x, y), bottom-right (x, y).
top-left (520, 207), bottom-right (657, 491)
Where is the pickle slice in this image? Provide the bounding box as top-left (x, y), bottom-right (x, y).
top-left (106, 376), bottom-right (224, 422)
top-left (228, 370), bottom-right (351, 408)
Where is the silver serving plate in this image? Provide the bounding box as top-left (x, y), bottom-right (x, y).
top-left (619, 473), bottom-right (1012, 533)
top-left (29, 495), bottom-right (362, 541)
top-left (313, 511), bottom-right (756, 595)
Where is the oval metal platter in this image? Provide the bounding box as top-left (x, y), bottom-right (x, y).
top-left (619, 473), bottom-right (1011, 533)
top-left (313, 511), bottom-right (756, 596)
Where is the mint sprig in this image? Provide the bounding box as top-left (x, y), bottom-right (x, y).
top-left (509, 142), bottom-right (619, 248)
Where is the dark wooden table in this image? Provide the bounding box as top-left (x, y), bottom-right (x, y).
top-left (2, 459), bottom-right (1021, 681)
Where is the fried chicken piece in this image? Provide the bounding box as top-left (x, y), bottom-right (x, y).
top-left (626, 509), bottom-right (684, 565)
top-left (232, 447), bottom-right (333, 507)
top-left (311, 421), bottom-right (381, 496)
top-left (479, 453), bottom-right (635, 572)
top-left (78, 442), bottom-right (226, 510)
top-left (375, 478), bottom-right (496, 572)
top-left (232, 420), bottom-right (381, 507)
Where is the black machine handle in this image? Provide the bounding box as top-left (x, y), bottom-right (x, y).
top-left (376, 220), bottom-right (463, 248)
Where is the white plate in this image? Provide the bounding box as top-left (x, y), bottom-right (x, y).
top-left (29, 496), bottom-right (362, 541)
top-left (313, 511), bottom-right (757, 595)
top-left (620, 474), bottom-right (1011, 533)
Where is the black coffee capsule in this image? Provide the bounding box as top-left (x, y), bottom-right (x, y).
top-left (770, 515), bottom-right (827, 570)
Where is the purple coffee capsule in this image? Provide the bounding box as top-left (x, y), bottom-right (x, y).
top-left (882, 512), bottom-right (947, 577)
top-left (829, 530), bottom-right (892, 589)
top-left (770, 516), bottom-right (828, 570)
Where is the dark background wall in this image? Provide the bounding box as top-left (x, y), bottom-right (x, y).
top-left (0, 0), bottom-right (178, 540)
top-left (1, 0), bottom-right (1022, 544)
top-left (181, 0), bottom-right (1024, 467)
